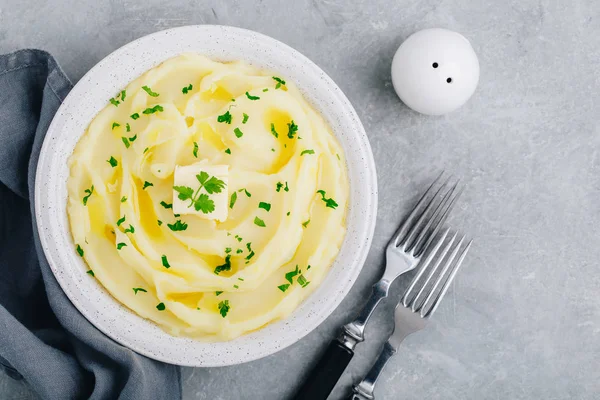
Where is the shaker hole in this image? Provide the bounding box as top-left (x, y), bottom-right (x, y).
top-left (446, 77), bottom-right (452, 83)
top-left (432, 62), bottom-right (439, 68)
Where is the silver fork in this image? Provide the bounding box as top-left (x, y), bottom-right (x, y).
top-left (350, 231), bottom-right (473, 400)
top-left (293, 174), bottom-right (462, 400)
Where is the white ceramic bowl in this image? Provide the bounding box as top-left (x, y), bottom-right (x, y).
top-left (35, 25), bottom-right (377, 367)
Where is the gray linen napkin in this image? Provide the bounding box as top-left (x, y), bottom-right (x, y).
top-left (0, 49), bottom-right (182, 400)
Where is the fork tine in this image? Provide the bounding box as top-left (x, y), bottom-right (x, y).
top-left (389, 172), bottom-right (444, 247)
top-left (402, 175), bottom-right (452, 251)
top-left (410, 180), bottom-right (460, 256)
top-left (401, 228), bottom-right (453, 308)
top-left (410, 232), bottom-right (459, 312)
top-left (421, 239), bottom-right (472, 318)
top-left (414, 182), bottom-right (463, 257)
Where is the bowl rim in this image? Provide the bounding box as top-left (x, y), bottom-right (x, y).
top-left (35, 25), bottom-right (377, 367)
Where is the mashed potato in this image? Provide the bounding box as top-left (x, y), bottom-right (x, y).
top-left (67, 54), bottom-right (348, 341)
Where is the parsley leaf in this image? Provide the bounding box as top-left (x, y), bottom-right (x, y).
top-left (120, 90), bottom-right (126, 101)
top-left (245, 91), bottom-right (260, 100)
top-left (287, 120), bottom-right (298, 139)
top-left (254, 216), bottom-right (266, 227)
top-left (225, 247), bottom-right (232, 253)
top-left (225, 148), bottom-right (231, 154)
top-left (157, 220), bottom-right (163, 226)
top-left (242, 113), bottom-right (249, 124)
top-left (234, 284), bottom-right (239, 288)
top-left (76, 244), bottom-right (84, 257)
top-left (270, 123), bottom-right (278, 138)
top-left (86, 270), bottom-right (95, 277)
top-left (156, 302), bottom-right (166, 311)
top-left (110, 98), bottom-right (120, 107)
top-left (217, 110), bottom-right (232, 124)
top-left (214, 255), bottom-right (231, 275)
top-left (216, 291), bottom-right (223, 296)
top-left (278, 284), bottom-right (290, 292)
top-left (229, 192), bottom-right (237, 209)
top-left (200, 175), bottom-right (226, 194)
top-left (194, 193), bottom-right (215, 214)
top-left (121, 196), bottom-right (127, 202)
top-left (160, 201), bottom-right (172, 209)
top-left (182, 84), bottom-right (193, 94)
top-left (317, 190), bottom-right (338, 209)
top-left (126, 123), bottom-right (131, 132)
top-left (142, 105), bottom-right (164, 114)
top-left (276, 182), bottom-right (283, 192)
top-left (193, 142), bottom-right (198, 158)
top-left (124, 224), bottom-right (135, 234)
top-left (143, 181), bottom-right (153, 190)
top-left (128, 134), bottom-right (137, 143)
top-left (142, 85), bottom-right (159, 97)
top-left (297, 275), bottom-right (310, 288)
top-left (239, 188), bottom-right (251, 197)
top-left (82, 185), bottom-right (94, 206)
top-left (234, 127), bottom-right (244, 138)
top-left (285, 265), bottom-right (299, 284)
top-left (116, 215), bottom-right (126, 226)
top-left (300, 149), bottom-right (315, 156)
top-left (167, 220), bottom-right (188, 231)
top-left (258, 202), bottom-right (271, 212)
top-left (143, 147), bottom-right (149, 154)
top-left (272, 76), bottom-right (286, 89)
top-left (133, 288), bottom-right (147, 295)
top-left (112, 122), bottom-right (120, 130)
top-left (121, 137), bottom-right (130, 148)
top-left (117, 242), bottom-right (127, 250)
top-left (302, 219), bottom-right (310, 227)
top-left (173, 185), bottom-right (194, 202)
top-left (284, 182), bottom-right (289, 192)
top-left (130, 113), bottom-right (140, 120)
top-left (107, 156), bottom-right (118, 167)
top-left (161, 255), bottom-right (171, 269)
top-left (218, 300), bottom-right (230, 317)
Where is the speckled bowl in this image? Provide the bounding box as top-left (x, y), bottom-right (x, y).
top-left (35, 25), bottom-right (377, 366)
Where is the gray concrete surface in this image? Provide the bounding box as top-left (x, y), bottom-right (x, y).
top-left (2, 0), bottom-right (600, 399)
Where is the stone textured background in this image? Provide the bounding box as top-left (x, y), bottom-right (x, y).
top-left (1, 0), bottom-right (599, 399)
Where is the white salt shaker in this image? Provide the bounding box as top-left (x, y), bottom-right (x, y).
top-left (391, 28), bottom-right (480, 115)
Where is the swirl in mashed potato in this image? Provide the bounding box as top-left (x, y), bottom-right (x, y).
top-left (67, 54), bottom-right (348, 341)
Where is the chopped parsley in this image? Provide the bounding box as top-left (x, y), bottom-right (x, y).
top-left (242, 113), bottom-right (249, 124)
top-left (142, 105), bottom-right (164, 114)
top-left (82, 185), bottom-right (94, 206)
top-left (297, 275), bottom-right (310, 288)
top-left (225, 247), bottom-right (232, 254)
top-left (160, 201), bottom-right (172, 209)
top-left (124, 224), bottom-right (135, 234)
top-left (107, 156), bottom-right (118, 167)
top-left (225, 148), bottom-right (231, 154)
top-left (245, 250), bottom-right (255, 262)
top-left (262, 88), bottom-right (268, 92)
top-left (143, 147), bottom-right (149, 154)
top-left (133, 288), bottom-right (147, 295)
top-left (271, 148), bottom-right (275, 152)
top-left (167, 220), bottom-right (188, 231)
top-left (229, 192), bottom-right (237, 209)
top-left (238, 278), bottom-right (244, 281)
top-left (254, 216), bottom-right (266, 227)
top-left (120, 196), bottom-right (127, 203)
top-left (218, 300), bottom-right (230, 317)
top-left (182, 84), bottom-right (193, 94)
top-left (278, 284), bottom-right (290, 292)
top-left (234, 284), bottom-right (239, 289)
top-left (272, 76), bottom-right (286, 89)
top-left (336, 153), bottom-right (341, 160)
top-left (276, 181), bottom-right (289, 193)
top-left (287, 211), bottom-right (291, 216)
top-left (285, 265), bottom-right (300, 284)
top-left (245, 91), bottom-right (260, 100)
top-left (214, 255), bottom-right (231, 274)
top-left (258, 202), bottom-right (271, 212)
top-left (161, 255), bottom-right (171, 269)
top-left (130, 113), bottom-right (140, 120)
top-left (236, 249), bottom-right (243, 254)
top-left (217, 110), bottom-right (232, 124)
top-left (317, 190), bottom-right (338, 209)
top-left (76, 244), bottom-right (84, 257)
top-left (142, 181), bottom-right (153, 190)
top-left (112, 122), bottom-right (120, 130)
top-left (193, 141), bottom-right (199, 158)
top-left (126, 123), bottom-right (131, 132)
top-left (287, 120), bottom-right (298, 139)
top-left (120, 90), bottom-right (126, 101)
top-left (284, 182), bottom-right (289, 192)
top-left (117, 242), bottom-right (127, 250)
top-left (128, 134), bottom-right (137, 143)
top-left (157, 220), bottom-right (163, 226)
top-left (216, 291), bottom-right (223, 296)
top-left (238, 188), bottom-right (251, 197)
top-left (307, 265), bottom-right (311, 270)
top-left (300, 149), bottom-right (315, 156)
top-left (270, 123), bottom-right (279, 138)
top-left (86, 270), bottom-right (95, 277)
top-left (121, 137), bottom-right (130, 148)
top-left (156, 302), bottom-right (166, 311)
top-left (302, 219), bottom-right (310, 228)
top-left (234, 127), bottom-right (244, 138)
top-left (142, 85), bottom-right (159, 97)
top-left (235, 234), bottom-right (243, 242)
top-left (110, 98), bottom-right (120, 107)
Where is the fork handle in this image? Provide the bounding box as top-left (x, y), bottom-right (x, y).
top-left (292, 339), bottom-right (354, 400)
top-left (348, 341), bottom-right (397, 400)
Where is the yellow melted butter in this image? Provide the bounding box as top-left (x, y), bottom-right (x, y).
top-left (67, 53), bottom-right (349, 341)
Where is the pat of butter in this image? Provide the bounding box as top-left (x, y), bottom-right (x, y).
top-left (173, 162), bottom-right (229, 221)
